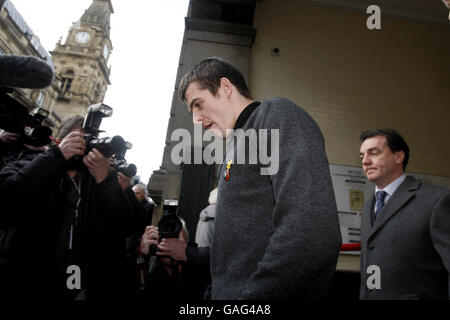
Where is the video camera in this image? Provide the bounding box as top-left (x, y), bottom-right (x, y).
top-left (149, 200), bottom-right (181, 256)
top-left (0, 89), bottom-right (52, 147)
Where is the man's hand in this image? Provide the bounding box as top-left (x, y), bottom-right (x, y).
top-left (157, 231), bottom-right (187, 262)
top-left (58, 131), bottom-right (85, 160)
top-left (0, 130), bottom-right (20, 144)
top-left (140, 225), bottom-right (159, 255)
top-left (117, 172), bottom-right (132, 191)
top-left (82, 148), bottom-right (112, 183)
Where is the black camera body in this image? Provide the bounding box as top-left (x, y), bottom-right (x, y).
top-left (0, 90), bottom-right (52, 147)
top-left (84, 134), bottom-right (127, 159)
top-left (149, 214), bottom-right (182, 256)
top-left (77, 103), bottom-right (137, 177)
top-left (158, 214), bottom-right (182, 239)
top-left (81, 103), bottom-right (127, 158)
top-left (22, 108), bottom-right (52, 146)
top-left (149, 200), bottom-right (181, 256)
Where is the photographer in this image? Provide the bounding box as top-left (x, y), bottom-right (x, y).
top-left (0, 123), bottom-right (48, 170)
top-left (137, 219), bottom-right (210, 300)
top-left (116, 172), bottom-right (155, 297)
top-left (0, 129), bottom-right (22, 169)
top-left (1, 88), bottom-right (53, 170)
top-left (0, 115), bottom-right (134, 299)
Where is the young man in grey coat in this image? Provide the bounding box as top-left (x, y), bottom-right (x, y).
top-left (178, 56), bottom-right (342, 300)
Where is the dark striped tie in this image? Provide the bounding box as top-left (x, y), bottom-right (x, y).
top-left (374, 191), bottom-right (387, 220)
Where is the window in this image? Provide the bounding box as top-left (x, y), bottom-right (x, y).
top-left (94, 83), bottom-right (101, 102)
top-left (60, 70), bottom-right (74, 93)
top-left (36, 91), bottom-right (46, 106)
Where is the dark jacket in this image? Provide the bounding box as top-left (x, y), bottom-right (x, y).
top-left (141, 244), bottom-right (211, 300)
top-left (360, 176), bottom-right (450, 300)
top-left (139, 198), bottom-right (155, 228)
top-left (0, 141), bottom-right (22, 171)
top-left (0, 147), bottom-right (134, 299)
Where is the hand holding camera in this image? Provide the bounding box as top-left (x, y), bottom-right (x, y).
top-left (140, 225), bottom-right (160, 255)
top-left (117, 171), bottom-right (132, 191)
top-left (58, 130), bottom-right (85, 160)
top-left (156, 231), bottom-right (187, 262)
top-left (82, 148), bottom-right (112, 183)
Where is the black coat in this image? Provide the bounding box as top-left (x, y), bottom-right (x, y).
top-left (142, 245), bottom-right (211, 300)
top-left (0, 147), bottom-right (134, 299)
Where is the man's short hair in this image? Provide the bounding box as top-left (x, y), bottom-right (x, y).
top-left (133, 183), bottom-right (148, 197)
top-left (178, 56), bottom-right (252, 103)
top-left (57, 115), bottom-right (84, 140)
top-left (360, 129), bottom-right (410, 169)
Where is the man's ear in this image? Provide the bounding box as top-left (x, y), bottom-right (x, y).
top-left (395, 150), bottom-right (405, 165)
top-left (219, 77), bottom-right (233, 98)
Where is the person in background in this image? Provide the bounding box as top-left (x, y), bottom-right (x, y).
top-left (0, 115), bottom-right (134, 299)
top-left (359, 129), bottom-right (450, 300)
top-left (132, 183), bottom-right (155, 227)
top-left (195, 187), bottom-right (217, 248)
top-left (138, 219), bottom-right (210, 299)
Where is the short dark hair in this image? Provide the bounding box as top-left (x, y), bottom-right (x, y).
top-left (178, 56), bottom-right (252, 104)
top-left (57, 115), bottom-right (84, 140)
top-left (360, 129), bottom-right (410, 169)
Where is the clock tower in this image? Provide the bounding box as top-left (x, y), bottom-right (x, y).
top-left (50, 0), bottom-right (113, 121)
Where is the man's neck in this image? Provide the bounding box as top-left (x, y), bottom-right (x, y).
top-left (376, 171), bottom-right (404, 189)
top-left (67, 170), bottom-right (78, 179)
top-left (232, 98), bottom-right (254, 126)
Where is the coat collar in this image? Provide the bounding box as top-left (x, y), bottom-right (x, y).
top-left (367, 175), bottom-right (421, 241)
top-left (234, 101), bottom-right (261, 130)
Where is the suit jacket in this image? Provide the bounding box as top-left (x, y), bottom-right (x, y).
top-left (359, 175), bottom-right (450, 300)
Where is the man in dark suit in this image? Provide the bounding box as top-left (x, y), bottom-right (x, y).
top-left (132, 183), bottom-right (155, 227)
top-left (359, 129), bottom-right (450, 300)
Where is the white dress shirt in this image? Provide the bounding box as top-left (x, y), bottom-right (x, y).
top-left (374, 174), bottom-right (406, 212)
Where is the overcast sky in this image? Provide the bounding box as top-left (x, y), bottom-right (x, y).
top-left (10, 0), bottom-right (190, 184)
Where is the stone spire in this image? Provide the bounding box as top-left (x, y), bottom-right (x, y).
top-left (80, 0), bottom-right (114, 36)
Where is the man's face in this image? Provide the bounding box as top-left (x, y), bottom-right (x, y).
top-left (359, 135), bottom-right (404, 188)
top-left (184, 81), bottom-right (235, 139)
top-left (132, 186), bottom-right (145, 202)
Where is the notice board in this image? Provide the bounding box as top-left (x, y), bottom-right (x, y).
top-left (329, 164), bottom-right (450, 256)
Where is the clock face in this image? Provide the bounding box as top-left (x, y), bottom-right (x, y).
top-left (75, 31), bottom-right (90, 44)
top-left (102, 44), bottom-right (109, 59)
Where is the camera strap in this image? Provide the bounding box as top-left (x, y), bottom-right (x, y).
top-left (68, 177), bottom-right (81, 250)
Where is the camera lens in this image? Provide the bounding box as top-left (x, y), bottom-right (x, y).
top-left (158, 214), bottom-right (182, 239)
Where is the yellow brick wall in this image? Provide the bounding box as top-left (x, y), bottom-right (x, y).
top-left (249, 0), bottom-right (450, 178)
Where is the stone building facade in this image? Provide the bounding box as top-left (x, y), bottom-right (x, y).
top-left (0, 0), bottom-right (60, 128)
top-left (0, 0), bottom-right (113, 132)
top-left (50, 0), bottom-right (113, 121)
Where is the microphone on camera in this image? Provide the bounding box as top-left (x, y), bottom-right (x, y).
top-left (0, 54), bottom-right (54, 89)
